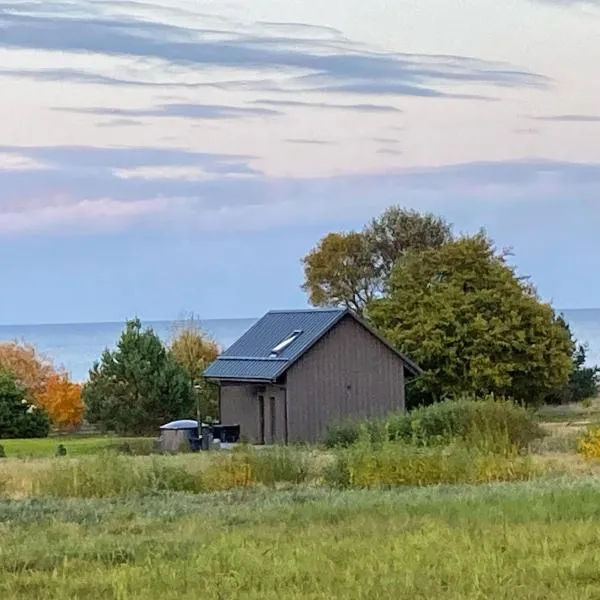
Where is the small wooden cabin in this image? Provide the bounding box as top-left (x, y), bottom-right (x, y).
top-left (204, 308), bottom-right (421, 444)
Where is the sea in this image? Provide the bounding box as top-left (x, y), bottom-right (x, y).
top-left (0, 309), bottom-right (599, 382)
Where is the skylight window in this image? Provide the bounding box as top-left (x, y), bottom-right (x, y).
top-left (269, 330), bottom-right (303, 357)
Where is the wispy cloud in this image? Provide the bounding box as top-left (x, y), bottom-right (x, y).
top-left (1, 143), bottom-right (598, 235)
top-left (53, 103), bottom-right (282, 120)
top-left (96, 118), bottom-right (144, 128)
top-left (531, 0), bottom-right (600, 6)
top-left (286, 139), bottom-right (334, 145)
top-left (533, 114), bottom-right (600, 122)
top-left (0, 2), bottom-right (549, 99)
top-left (253, 99), bottom-right (402, 113)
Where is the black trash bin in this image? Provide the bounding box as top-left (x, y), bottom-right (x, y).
top-left (211, 424), bottom-right (240, 444)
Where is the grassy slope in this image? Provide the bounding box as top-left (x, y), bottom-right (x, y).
top-left (4, 480), bottom-right (600, 599)
top-left (0, 437), bottom-right (153, 458)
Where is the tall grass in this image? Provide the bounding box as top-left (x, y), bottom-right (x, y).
top-left (5, 480), bottom-right (600, 598)
top-left (325, 440), bottom-right (540, 488)
top-left (35, 453), bottom-right (203, 498)
top-left (28, 445), bottom-right (319, 498)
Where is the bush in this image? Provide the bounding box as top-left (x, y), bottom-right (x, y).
top-left (0, 370), bottom-right (51, 439)
top-left (325, 397), bottom-right (545, 451)
top-left (325, 441), bottom-right (540, 489)
top-left (0, 444), bottom-right (5, 458)
top-left (577, 425), bottom-right (600, 459)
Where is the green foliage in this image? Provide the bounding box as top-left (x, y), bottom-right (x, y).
top-left (324, 397), bottom-right (544, 450)
top-left (301, 206), bottom-right (453, 315)
top-left (545, 317), bottom-right (599, 404)
top-left (169, 314), bottom-right (220, 420)
top-left (0, 444), bottom-right (5, 458)
top-left (83, 319), bottom-right (193, 435)
top-left (365, 205), bottom-right (453, 282)
top-left (0, 370), bottom-right (50, 439)
top-left (301, 231), bottom-right (377, 315)
top-left (369, 233), bottom-right (574, 405)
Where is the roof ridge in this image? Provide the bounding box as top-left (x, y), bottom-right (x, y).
top-left (266, 308), bottom-right (347, 314)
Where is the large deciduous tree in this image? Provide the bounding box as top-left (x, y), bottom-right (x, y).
top-left (301, 206), bottom-right (452, 315)
top-left (83, 319), bottom-right (193, 434)
top-left (368, 233), bottom-right (574, 406)
top-left (170, 314), bottom-right (220, 420)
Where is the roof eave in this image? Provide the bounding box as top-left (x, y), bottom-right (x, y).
top-left (205, 376), bottom-right (276, 385)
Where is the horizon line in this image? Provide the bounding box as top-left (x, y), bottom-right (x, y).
top-left (0, 307), bottom-right (597, 329)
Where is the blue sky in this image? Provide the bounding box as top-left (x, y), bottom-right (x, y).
top-left (1, 0), bottom-right (599, 324)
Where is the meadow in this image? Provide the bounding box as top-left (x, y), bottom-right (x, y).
top-left (5, 480), bottom-right (600, 598)
top-left (3, 398), bottom-right (600, 599)
top-left (0, 436), bottom-right (155, 459)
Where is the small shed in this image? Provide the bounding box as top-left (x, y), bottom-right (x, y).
top-left (158, 419), bottom-right (199, 452)
top-left (203, 308), bottom-right (422, 444)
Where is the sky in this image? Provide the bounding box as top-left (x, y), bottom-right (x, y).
top-left (0, 0), bottom-right (599, 325)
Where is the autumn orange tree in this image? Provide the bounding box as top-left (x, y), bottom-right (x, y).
top-left (0, 342), bottom-right (84, 431)
top-left (39, 373), bottom-right (84, 431)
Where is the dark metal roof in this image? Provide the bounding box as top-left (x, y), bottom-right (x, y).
top-left (203, 308), bottom-right (422, 382)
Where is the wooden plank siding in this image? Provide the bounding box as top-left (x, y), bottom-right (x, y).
top-left (220, 383), bottom-right (287, 444)
top-left (220, 384), bottom-right (260, 443)
top-left (285, 314), bottom-right (406, 443)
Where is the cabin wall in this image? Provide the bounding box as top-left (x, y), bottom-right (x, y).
top-left (286, 315), bottom-right (406, 443)
top-left (220, 384), bottom-right (260, 443)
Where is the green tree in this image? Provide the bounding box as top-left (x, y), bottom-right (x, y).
top-left (0, 370), bottom-right (50, 438)
top-left (368, 233), bottom-right (574, 406)
top-left (365, 205), bottom-right (453, 281)
top-left (83, 319), bottom-right (193, 435)
top-left (301, 232), bottom-right (377, 315)
top-left (170, 314), bottom-right (220, 420)
top-left (301, 206), bottom-right (452, 315)
top-left (545, 316), bottom-right (599, 404)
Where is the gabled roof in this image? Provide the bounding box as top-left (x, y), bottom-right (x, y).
top-left (203, 308), bottom-right (422, 383)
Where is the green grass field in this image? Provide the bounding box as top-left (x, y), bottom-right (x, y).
top-left (4, 479), bottom-right (600, 599)
top-left (3, 400), bottom-right (600, 599)
top-left (0, 436), bottom-right (154, 458)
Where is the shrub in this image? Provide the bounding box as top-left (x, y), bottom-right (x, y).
top-left (325, 441), bottom-right (540, 489)
top-left (325, 397), bottom-right (544, 451)
top-left (389, 396), bottom-right (544, 450)
top-left (0, 444), bottom-right (5, 458)
top-left (0, 370), bottom-right (51, 439)
top-left (577, 425), bottom-right (600, 459)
